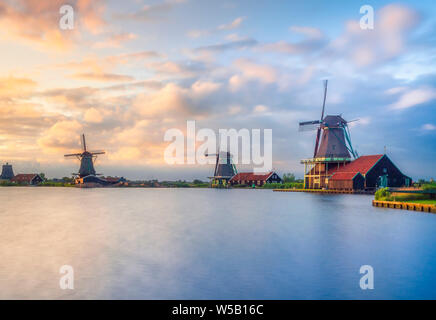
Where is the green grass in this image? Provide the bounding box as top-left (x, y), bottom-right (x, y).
top-left (402, 199), bottom-right (436, 205)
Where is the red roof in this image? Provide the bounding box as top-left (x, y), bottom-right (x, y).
top-left (330, 172), bottom-right (362, 181)
top-left (328, 155), bottom-right (384, 180)
top-left (230, 172), bottom-right (274, 182)
top-left (11, 174), bottom-right (39, 183)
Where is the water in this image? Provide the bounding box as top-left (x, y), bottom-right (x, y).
top-left (0, 187), bottom-right (435, 299)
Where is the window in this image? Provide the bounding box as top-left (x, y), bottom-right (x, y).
top-left (383, 168), bottom-right (387, 173)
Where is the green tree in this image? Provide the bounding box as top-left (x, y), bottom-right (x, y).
top-left (282, 173), bottom-right (296, 183)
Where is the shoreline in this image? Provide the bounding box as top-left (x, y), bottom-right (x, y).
top-left (372, 200), bottom-right (436, 214)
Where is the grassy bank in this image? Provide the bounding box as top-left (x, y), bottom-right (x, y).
top-left (375, 187), bottom-right (435, 205)
top-left (402, 199), bottom-right (436, 205)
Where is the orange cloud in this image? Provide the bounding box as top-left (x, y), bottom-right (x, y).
top-left (0, 0), bottom-right (106, 51)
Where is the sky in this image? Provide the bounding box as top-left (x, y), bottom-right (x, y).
top-left (0, 0), bottom-right (435, 180)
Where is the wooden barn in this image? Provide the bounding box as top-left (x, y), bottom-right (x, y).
top-left (11, 174), bottom-right (44, 185)
top-left (328, 154), bottom-right (411, 191)
top-left (229, 172), bottom-right (282, 187)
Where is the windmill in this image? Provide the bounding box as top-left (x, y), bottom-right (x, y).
top-left (299, 80), bottom-right (358, 159)
top-left (205, 150), bottom-right (237, 187)
top-left (0, 162), bottom-right (14, 180)
top-left (299, 80), bottom-right (358, 189)
top-left (64, 134), bottom-right (105, 178)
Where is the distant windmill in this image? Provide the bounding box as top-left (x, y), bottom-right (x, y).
top-left (0, 162), bottom-right (14, 180)
top-left (205, 150), bottom-right (237, 187)
top-left (64, 134), bottom-right (105, 178)
top-left (299, 80), bottom-right (358, 159)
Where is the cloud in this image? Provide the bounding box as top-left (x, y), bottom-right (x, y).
top-left (385, 87), bottom-right (407, 95)
top-left (118, 0), bottom-right (187, 21)
top-left (389, 87), bottom-right (436, 110)
top-left (59, 51), bottom-right (163, 72)
top-left (38, 120), bottom-right (84, 153)
top-left (229, 59), bottom-right (278, 90)
top-left (188, 16), bottom-right (245, 38)
top-left (329, 4), bottom-right (420, 67)
top-left (218, 17), bottom-right (245, 30)
top-left (93, 32), bottom-right (137, 49)
top-left (147, 60), bottom-right (206, 78)
top-left (253, 105), bottom-right (269, 113)
top-left (421, 124), bottom-right (436, 131)
top-left (289, 26), bottom-right (323, 39)
top-left (55, 51), bottom-right (162, 83)
top-left (0, 77), bottom-right (37, 99)
top-left (71, 72), bottom-right (135, 82)
top-left (261, 26), bottom-right (325, 55)
top-left (0, 0), bottom-right (106, 51)
top-left (195, 38), bottom-right (258, 53)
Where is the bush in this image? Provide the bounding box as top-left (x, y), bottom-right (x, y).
top-left (375, 187), bottom-right (392, 201)
top-left (262, 182), bottom-right (304, 189)
top-left (422, 183), bottom-right (436, 191)
top-left (0, 180), bottom-right (17, 186)
top-left (39, 181), bottom-right (74, 187)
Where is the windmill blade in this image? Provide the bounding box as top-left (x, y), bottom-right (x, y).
top-left (313, 127), bottom-right (322, 158)
top-left (213, 153), bottom-right (219, 177)
top-left (299, 120), bottom-right (321, 131)
top-left (89, 150), bottom-right (106, 155)
top-left (347, 119), bottom-right (360, 123)
top-left (64, 153), bottom-right (82, 157)
top-left (320, 79), bottom-right (328, 121)
top-left (81, 134), bottom-right (87, 152)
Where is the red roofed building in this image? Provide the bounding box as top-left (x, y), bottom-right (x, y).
top-left (327, 154), bottom-right (411, 191)
top-left (229, 172), bottom-right (282, 187)
top-left (11, 174), bottom-right (44, 185)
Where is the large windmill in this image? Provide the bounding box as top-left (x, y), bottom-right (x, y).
top-left (299, 80), bottom-right (358, 189)
top-left (205, 151), bottom-right (237, 188)
top-left (64, 134), bottom-right (105, 179)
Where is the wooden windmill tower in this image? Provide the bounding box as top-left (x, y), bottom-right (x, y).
top-left (299, 80), bottom-right (358, 189)
top-left (64, 134), bottom-right (105, 181)
top-left (0, 162), bottom-right (14, 180)
top-left (205, 151), bottom-right (237, 188)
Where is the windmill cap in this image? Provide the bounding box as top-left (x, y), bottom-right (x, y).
top-left (323, 115), bottom-right (347, 126)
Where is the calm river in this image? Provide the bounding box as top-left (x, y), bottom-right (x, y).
top-left (0, 187), bottom-right (435, 299)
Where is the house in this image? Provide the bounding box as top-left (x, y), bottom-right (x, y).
top-left (229, 172), bottom-right (282, 187)
top-left (327, 154), bottom-right (411, 191)
top-left (11, 174), bottom-right (44, 185)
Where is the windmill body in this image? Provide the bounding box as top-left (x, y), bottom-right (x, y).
top-left (78, 152), bottom-right (97, 177)
top-left (0, 162), bottom-right (14, 180)
top-left (315, 115), bottom-right (352, 159)
top-left (299, 81), bottom-right (358, 189)
top-left (206, 151), bottom-right (237, 188)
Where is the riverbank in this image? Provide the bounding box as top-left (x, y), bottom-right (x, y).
top-left (372, 200), bottom-right (436, 214)
top-left (372, 186), bottom-right (436, 213)
top-left (273, 188), bottom-right (373, 194)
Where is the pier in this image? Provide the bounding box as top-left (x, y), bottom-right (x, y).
top-left (273, 188), bottom-right (373, 194)
top-left (372, 200), bottom-right (436, 214)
